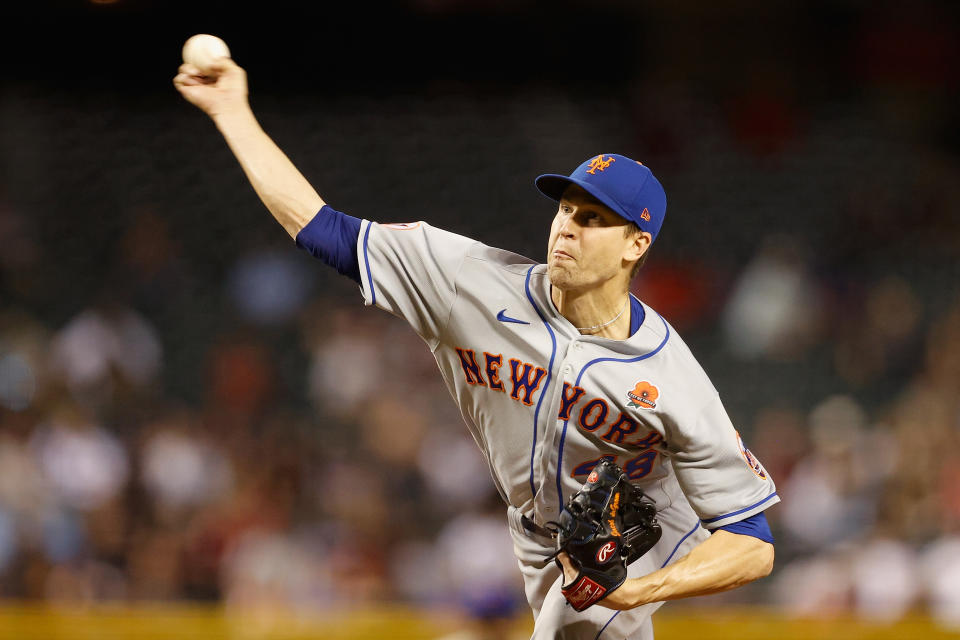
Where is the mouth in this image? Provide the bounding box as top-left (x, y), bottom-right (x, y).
top-left (552, 250), bottom-right (574, 261)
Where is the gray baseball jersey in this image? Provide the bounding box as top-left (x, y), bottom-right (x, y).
top-left (356, 218), bottom-right (778, 635)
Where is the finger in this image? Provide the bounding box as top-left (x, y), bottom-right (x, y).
top-left (556, 552), bottom-right (579, 582)
top-left (173, 73), bottom-right (204, 87)
top-left (205, 57), bottom-right (238, 75)
top-left (179, 62), bottom-right (204, 76)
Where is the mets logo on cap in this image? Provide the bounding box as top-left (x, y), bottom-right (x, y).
top-left (586, 155), bottom-right (615, 175)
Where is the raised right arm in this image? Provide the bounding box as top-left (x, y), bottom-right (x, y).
top-left (173, 58), bottom-right (323, 238)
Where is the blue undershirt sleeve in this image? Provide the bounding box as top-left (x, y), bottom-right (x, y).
top-left (714, 511), bottom-right (774, 544)
top-left (295, 205), bottom-right (362, 283)
top-left (629, 295), bottom-right (645, 336)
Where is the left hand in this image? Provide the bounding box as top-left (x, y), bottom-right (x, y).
top-left (556, 552), bottom-right (640, 610)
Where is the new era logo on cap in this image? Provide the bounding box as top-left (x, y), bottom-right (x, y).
top-left (534, 153), bottom-right (667, 242)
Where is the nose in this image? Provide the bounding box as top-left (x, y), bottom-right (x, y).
top-left (557, 212), bottom-right (577, 238)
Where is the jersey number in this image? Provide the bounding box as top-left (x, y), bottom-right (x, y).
top-left (571, 450), bottom-right (659, 480)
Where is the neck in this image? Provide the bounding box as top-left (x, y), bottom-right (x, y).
top-left (551, 283), bottom-right (631, 340)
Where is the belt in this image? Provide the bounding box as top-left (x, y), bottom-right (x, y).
top-left (521, 515), bottom-right (557, 540)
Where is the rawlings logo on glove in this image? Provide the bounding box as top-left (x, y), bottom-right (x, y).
top-left (547, 458), bottom-right (662, 611)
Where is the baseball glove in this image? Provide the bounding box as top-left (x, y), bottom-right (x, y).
top-left (548, 458), bottom-right (662, 611)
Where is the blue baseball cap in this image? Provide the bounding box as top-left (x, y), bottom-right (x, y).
top-left (535, 153), bottom-right (667, 242)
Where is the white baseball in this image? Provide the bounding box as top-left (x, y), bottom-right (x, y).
top-left (182, 34), bottom-right (231, 75)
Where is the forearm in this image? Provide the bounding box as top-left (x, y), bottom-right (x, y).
top-left (608, 531), bottom-right (774, 609)
top-left (212, 107), bottom-right (324, 238)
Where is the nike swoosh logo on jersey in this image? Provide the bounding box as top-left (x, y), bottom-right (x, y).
top-left (496, 309), bottom-right (530, 325)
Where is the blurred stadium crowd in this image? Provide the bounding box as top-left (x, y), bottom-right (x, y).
top-left (1, 0), bottom-right (959, 632)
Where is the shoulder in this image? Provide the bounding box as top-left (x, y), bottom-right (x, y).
top-left (632, 302), bottom-right (718, 395)
top-left (465, 242), bottom-right (539, 274)
top-left (369, 221), bottom-right (538, 269)
top-left (635, 303), bottom-right (695, 360)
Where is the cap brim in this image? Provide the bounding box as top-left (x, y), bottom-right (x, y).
top-left (534, 174), bottom-right (577, 202)
top-left (534, 174), bottom-right (631, 223)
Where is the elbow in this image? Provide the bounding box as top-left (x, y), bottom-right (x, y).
top-left (721, 530), bottom-right (776, 582)
top-left (733, 536), bottom-right (775, 584)
top-left (753, 541), bottom-right (775, 579)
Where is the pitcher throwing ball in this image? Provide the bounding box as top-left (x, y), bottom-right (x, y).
top-left (174, 52), bottom-right (779, 639)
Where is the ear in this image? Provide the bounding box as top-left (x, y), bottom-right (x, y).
top-left (623, 230), bottom-right (652, 263)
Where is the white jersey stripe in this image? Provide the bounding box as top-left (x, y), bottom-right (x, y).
top-left (553, 313), bottom-right (671, 512)
top-left (523, 265), bottom-right (558, 499)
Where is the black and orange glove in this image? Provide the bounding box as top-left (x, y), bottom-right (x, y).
top-left (549, 458), bottom-right (662, 611)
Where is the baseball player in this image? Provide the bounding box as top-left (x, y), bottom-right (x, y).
top-left (174, 58), bottom-right (779, 639)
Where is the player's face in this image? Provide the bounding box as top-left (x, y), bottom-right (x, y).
top-left (547, 185), bottom-right (639, 292)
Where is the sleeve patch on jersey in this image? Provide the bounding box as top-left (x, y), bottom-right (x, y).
top-left (381, 222), bottom-right (422, 230)
top-left (736, 430), bottom-right (768, 479)
top-left (626, 381), bottom-right (659, 410)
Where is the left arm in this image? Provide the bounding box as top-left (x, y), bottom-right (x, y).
top-left (559, 530), bottom-right (774, 610)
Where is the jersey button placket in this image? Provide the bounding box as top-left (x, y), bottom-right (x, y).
top-left (551, 350), bottom-right (580, 514)
top-left (563, 342), bottom-right (578, 376)
top-left (535, 338), bottom-right (575, 520)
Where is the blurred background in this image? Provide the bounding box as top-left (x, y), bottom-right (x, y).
top-left (1, 0), bottom-right (959, 638)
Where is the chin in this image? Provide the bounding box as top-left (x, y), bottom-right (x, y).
top-left (547, 264), bottom-right (579, 291)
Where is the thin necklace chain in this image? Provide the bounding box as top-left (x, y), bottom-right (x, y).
top-left (575, 299), bottom-right (628, 332)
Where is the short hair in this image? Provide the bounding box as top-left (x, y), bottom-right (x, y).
top-left (625, 222), bottom-right (650, 278)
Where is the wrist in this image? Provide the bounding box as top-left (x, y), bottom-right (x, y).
top-left (211, 104), bottom-right (257, 132)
